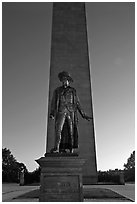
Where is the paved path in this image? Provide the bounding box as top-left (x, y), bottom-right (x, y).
top-left (2, 183), bottom-right (135, 202)
top-left (84, 184), bottom-right (135, 202)
top-left (2, 183), bottom-right (39, 202)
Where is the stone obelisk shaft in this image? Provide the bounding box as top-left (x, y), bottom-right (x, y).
top-left (47, 2), bottom-right (97, 184)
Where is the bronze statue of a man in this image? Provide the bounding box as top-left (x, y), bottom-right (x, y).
top-left (50, 71), bottom-right (92, 153)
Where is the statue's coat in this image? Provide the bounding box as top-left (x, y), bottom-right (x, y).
top-left (50, 86), bottom-right (85, 149)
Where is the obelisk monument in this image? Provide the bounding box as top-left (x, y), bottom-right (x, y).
top-left (47, 2), bottom-right (97, 184)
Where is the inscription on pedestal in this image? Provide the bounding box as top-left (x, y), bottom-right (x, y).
top-left (41, 175), bottom-right (80, 201)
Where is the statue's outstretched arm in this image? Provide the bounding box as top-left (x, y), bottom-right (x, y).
top-left (76, 93), bottom-right (92, 121)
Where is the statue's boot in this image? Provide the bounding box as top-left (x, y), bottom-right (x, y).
top-left (50, 147), bottom-right (60, 153)
top-left (50, 140), bottom-right (60, 153)
top-left (50, 147), bottom-right (59, 153)
top-left (70, 148), bottom-right (74, 153)
top-left (60, 149), bottom-right (67, 153)
top-left (52, 142), bottom-right (60, 153)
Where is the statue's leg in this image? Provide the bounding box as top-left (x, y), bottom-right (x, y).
top-left (67, 114), bottom-right (74, 153)
top-left (54, 113), bottom-right (66, 152)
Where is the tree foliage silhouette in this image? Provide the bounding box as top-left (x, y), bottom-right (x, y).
top-left (124, 151), bottom-right (135, 170)
top-left (124, 151), bottom-right (135, 182)
top-left (2, 148), bottom-right (27, 182)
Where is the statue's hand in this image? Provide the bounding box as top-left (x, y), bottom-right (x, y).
top-left (83, 115), bottom-right (92, 121)
top-left (50, 114), bottom-right (55, 120)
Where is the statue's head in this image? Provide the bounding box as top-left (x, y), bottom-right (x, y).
top-left (58, 71), bottom-right (73, 87)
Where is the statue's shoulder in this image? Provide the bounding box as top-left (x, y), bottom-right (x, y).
top-left (69, 86), bottom-right (76, 92)
top-left (54, 86), bottom-right (62, 93)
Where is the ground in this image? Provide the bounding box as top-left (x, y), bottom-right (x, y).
top-left (2, 183), bottom-right (135, 202)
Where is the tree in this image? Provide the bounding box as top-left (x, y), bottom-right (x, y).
top-left (124, 151), bottom-right (135, 182)
top-left (25, 167), bottom-right (41, 184)
top-left (2, 148), bottom-right (17, 167)
top-left (98, 169), bottom-right (124, 184)
top-left (124, 151), bottom-right (135, 170)
top-left (2, 148), bottom-right (27, 182)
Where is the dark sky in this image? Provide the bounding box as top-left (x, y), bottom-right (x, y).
top-left (2, 2), bottom-right (135, 171)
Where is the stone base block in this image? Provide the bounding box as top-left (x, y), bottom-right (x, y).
top-left (36, 153), bottom-right (85, 202)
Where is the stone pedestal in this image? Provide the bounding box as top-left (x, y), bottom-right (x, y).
top-left (36, 153), bottom-right (85, 202)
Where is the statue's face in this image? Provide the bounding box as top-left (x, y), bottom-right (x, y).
top-left (62, 78), bottom-right (70, 87)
